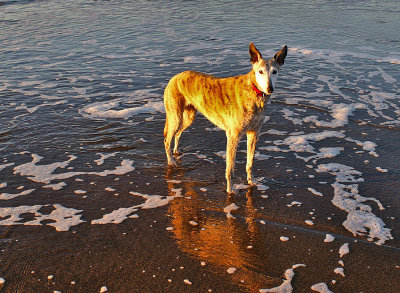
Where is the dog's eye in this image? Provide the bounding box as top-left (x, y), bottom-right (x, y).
top-left (258, 70), bottom-right (263, 74)
top-left (272, 70), bottom-right (278, 75)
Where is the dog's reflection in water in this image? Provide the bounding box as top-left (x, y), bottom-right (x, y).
top-left (165, 169), bottom-right (281, 291)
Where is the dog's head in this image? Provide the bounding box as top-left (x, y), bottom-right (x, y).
top-left (249, 43), bottom-right (287, 95)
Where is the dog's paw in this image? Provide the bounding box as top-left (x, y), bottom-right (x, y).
top-left (226, 187), bottom-right (236, 194)
top-left (247, 178), bottom-right (257, 186)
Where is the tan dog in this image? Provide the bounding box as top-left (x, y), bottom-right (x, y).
top-left (163, 43), bottom-right (287, 193)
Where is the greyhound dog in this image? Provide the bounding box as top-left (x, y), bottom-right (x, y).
top-left (163, 43), bottom-right (287, 193)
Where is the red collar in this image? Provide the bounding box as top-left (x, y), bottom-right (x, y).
top-left (252, 83), bottom-right (265, 97)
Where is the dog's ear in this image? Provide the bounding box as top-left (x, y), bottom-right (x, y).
top-left (274, 45), bottom-right (287, 66)
top-left (249, 43), bottom-right (263, 64)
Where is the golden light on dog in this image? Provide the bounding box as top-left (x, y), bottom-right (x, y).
top-left (164, 43), bottom-right (287, 193)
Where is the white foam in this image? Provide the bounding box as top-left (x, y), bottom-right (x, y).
top-left (91, 207), bottom-right (139, 225)
top-left (324, 234), bottom-right (335, 243)
top-left (345, 138), bottom-right (378, 157)
top-left (167, 179), bottom-right (181, 184)
top-left (281, 109), bottom-right (303, 125)
top-left (0, 183), bottom-right (6, 188)
top-left (376, 167), bottom-right (388, 173)
top-left (311, 282), bottom-right (334, 293)
top-left (74, 190), bottom-right (87, 194)
top-left (81, 99), bottom-right (164, 120)
top-left (224, 203), bottom-right (239, 219)
top-left (257, 183), bottom-right (270, 191)
top-left (308, 188), bottom-right (323, 197)
top-left (227, 267), bottom-right (236, 274)
top-left (259, 264), bottom-right (305, 293)
top-left (0, 163), bottom-right (14, 171)
top-left (14, 154), bottom-right (135, 184)
top-left (100, 286), bottom-right (108, 292)
top-left (189, 221), bottom-right (198, 226)
top-left (287, 201), bottom-right (302, 207)
top-left (91, 189), bottom-right (182, 225)
top-left (94, 153), bottom-right (117, 166)
top-left (316, 164), bottom-right (392, 245)
top-left (274, 131), bottom-right (345, 154)
top-left (316, 163), bottom-right (364, 183)
top-left (305, 220), bottom-right (314, 226)
top-left (15, 100), bottom-right (66, 114)
top-left (43, 182), bottom-right (67, 191)
top-left (264, 129), bottom-right (288, 136)
top-left (215, 151), bottom-right (226, 159)
top-left (297, 147), bottom-right (343, 163)
top-left (334, 267), bottom-right (345, 277)
top-left (305, 103), bottom-right (364, 128)
top-left (233, 183), bottom-right (249, 190)
top-left (339, 243), bottom-right (350, 257)
top-left (255, 152), bottom-right (272, 160)
top-left (0, 204), bottom-right (85, 231)
top-left (233, 179), bottom-right (268, 192)
top-left (280, 236), bottom-right (289, 242)
top-left (0, 188), bottom-right (35, 200)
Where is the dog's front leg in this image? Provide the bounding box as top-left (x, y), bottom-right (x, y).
top-left (246, 130), bottom-right (259, 186)
top-left (225, 131), bottom-right (241, 193)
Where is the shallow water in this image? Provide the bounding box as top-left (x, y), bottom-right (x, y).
top-left (0, 0), bottom-right (400, 292)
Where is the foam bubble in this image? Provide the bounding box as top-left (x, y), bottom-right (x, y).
top-left (224, 203), bottom-right (239, 219)
top-left (324, 234), bottom-right (335, 243)
top-left (339, 243), bottom-right (349, 257)
top-left (334, 267), bottom-right (345, 277)
top-left (259, 264), bottom-right (305, 293)
top-left (311, 282), bottom-right (334, 293)
top-left (308, 188), bottom-right (323, 197)
top-left (227, 267), bottom-right (236, 274)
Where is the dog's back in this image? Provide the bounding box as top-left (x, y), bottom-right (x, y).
top-left (164, 70), bottom-right (258, 132)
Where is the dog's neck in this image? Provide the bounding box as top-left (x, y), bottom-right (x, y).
top-left (252, 82), bottom-right (266, 98)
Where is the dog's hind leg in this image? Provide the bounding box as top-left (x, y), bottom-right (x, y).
top-left (225, 130), bottom-right (242, 193)
top-left (163, 86), bottom-right (184, 166)
top-left (173, 104), bottom-right (197, 155)
top-left (246, 130), bottom-right (259, 185)
top-left (164, 113), bottom-right (180, 166)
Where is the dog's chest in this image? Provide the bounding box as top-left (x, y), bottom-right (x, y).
top-left (242, 101), bottom-right (266, 131)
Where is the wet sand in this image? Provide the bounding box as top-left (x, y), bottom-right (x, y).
top-left (1, 103), bottom-right (399, 293)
